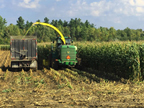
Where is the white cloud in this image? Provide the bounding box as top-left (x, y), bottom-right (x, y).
top-left (91, 10), bottom-right (100, 17)
top-left (90, 1), bottom-right (113, 16)
top-left (136, 7), bottom-right (144, 12)
top-left (18, 0), bottom-right (41, 8)
top-left (129, 0), bottom-right (135, 6)
top-left (66, 0), bottom-right (144, 18)
top-left (24, 0), bottom-right (31, 4)
top-left (60, 0), bottom-right (144, 26)
top-left (67, 0), bottom-right (88, 17)
top-left (135, 0), bottom-right (144, 6)
top-left (56, 0), bottom-right (61, 1)
top-left (67, 0), bottom-right (114, 17)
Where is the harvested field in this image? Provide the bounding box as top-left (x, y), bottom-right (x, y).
top-left (0, 51), bottom-right (10, 68)
top-left (0, 51), bottom-right (144, 107)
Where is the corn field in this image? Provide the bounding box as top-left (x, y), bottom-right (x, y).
top-left (76, 42), bottom-right (144, 81)
top-left (1, 41), bottom-right (144, 81)
top-left (0, 45), bottom-right (10, 50)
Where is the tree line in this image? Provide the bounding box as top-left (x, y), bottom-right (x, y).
top-left (0, 15), bottom-right (144, 44)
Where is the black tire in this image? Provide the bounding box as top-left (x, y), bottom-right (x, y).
top-left (24, 67), bottom-right (30, 71)
top-left (75, 63), bottom-right (82, 70)
top-left (52, 59), bottom-right (59, 70)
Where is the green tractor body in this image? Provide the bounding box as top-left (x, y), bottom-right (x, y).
top-left (50, 36), bottom-right (80, 69)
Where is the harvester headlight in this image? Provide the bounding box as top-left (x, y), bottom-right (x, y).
top-left (75, 46), bottom-right (77, 50)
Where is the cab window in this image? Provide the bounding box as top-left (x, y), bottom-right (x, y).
top-left (65, 38), bottom-right (71, 45)
top-left (57, 38), bottom-right (62, 43)
top-left (57, 38), bottom-right (71, 45)
top-left (57, 38), bottom-right (62, 46)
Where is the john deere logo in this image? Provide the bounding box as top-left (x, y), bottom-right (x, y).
top-left (67, 51), bottom-right (70, 54)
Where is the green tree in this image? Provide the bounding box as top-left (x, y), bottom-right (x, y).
top-left (69, 18), bottom-right (75, 28)
top-left (70, 27), bottom-right (76, 40)
top-left (57, 25), bottom-right (64, 36)
top-left (44, 17), bottom-right (49, 23)
top-left (116, 29), bottom-right (122, 40)
top-left (16, 16), bottom-right (25, 29)
top-left (121, 30), bottom-right (128, 40)
top-left (3, 28), bottom-right (9, 38)
top-left (35, 19), bottom-right (42, 29)
top-left (95, 28), bottom-right (101, 41)
top-left (85, 20), bottom-right (90, 28)
top-left (37, 19), bottom-right (40, 22)
top-left (135, 30), bottom-right (141, 41)
top-left (51, 20), bottom-right (55, 25)
top-left (80, 26), bottom-right (88, 41)
top-left (64, 27), bottom-right (70, 36)
top-left (58, 19), bottom-right (63, 26)
top-left (90, 23), bottom-right (95, 28)
top-left (25, 21), bottom-right (34, 36)
top-left (0, 16), bottom-right (7, 30)
top-left (109, 27), bottom-right (116, 41)
top-left (124, 27), bottom-right (132, 41)
top-left (54, 20), bottom-right (58, 27)
top-left (75, 25), bottom-right (81, 40)
top-left (0, 16), bottom-right (7, 38)
top-left (74, 18), bottom-right (81, 27)
top-left (100, 27), bottom-right (109, 41)
top-left (7, 24), bottom-right (21, 36)
top-left (25, 21), bottom-right (33, 30)
top-left (88, 27), bottom-right (97, 41)
top-left (49, 29), bottom-right (56, 41)
top-left (63, 20), bottom-right (68, 27)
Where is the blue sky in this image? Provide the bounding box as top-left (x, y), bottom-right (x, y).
top-left (1, 0), bottom-right (144, 30)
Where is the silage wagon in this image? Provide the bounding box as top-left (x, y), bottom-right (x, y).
top-left (10, 36), bottom-right (37, 71)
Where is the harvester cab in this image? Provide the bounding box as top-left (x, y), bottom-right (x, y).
top-left (50, 36), bottom-right (80, 69)
top-left (54, 36), bottom-right (71, 46)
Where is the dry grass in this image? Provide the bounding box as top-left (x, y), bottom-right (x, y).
top-left (0, 66), bottom-right (144, 107)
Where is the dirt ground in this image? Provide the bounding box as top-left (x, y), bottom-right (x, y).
top-left (1, 51), bottom-right (144, 108)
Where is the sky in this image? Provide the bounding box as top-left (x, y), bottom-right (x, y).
top-left (1, 0), bottom-right (144, 30)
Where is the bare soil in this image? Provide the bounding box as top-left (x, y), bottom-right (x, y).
top-left (0, 51), bottom-right (144, 108)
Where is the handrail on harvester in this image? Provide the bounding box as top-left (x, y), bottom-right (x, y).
top-left (24, 22), bottom-right (66, 45)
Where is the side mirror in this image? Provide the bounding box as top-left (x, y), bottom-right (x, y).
top-left (71, 40), bottom-right (73, 43)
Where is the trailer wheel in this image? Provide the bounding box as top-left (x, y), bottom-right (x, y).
top-left (32, 61), bottom-right (38, 72)
top-left (24, 67), bottom-right (30, 71)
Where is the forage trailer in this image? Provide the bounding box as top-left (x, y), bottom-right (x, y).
top-left (10, 36), bottom-right (37, 71)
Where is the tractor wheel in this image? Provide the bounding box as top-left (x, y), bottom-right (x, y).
top-left (52, 59), bottom-right (59, 70)
top-left (75, 58), bottom-right (82, 70)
